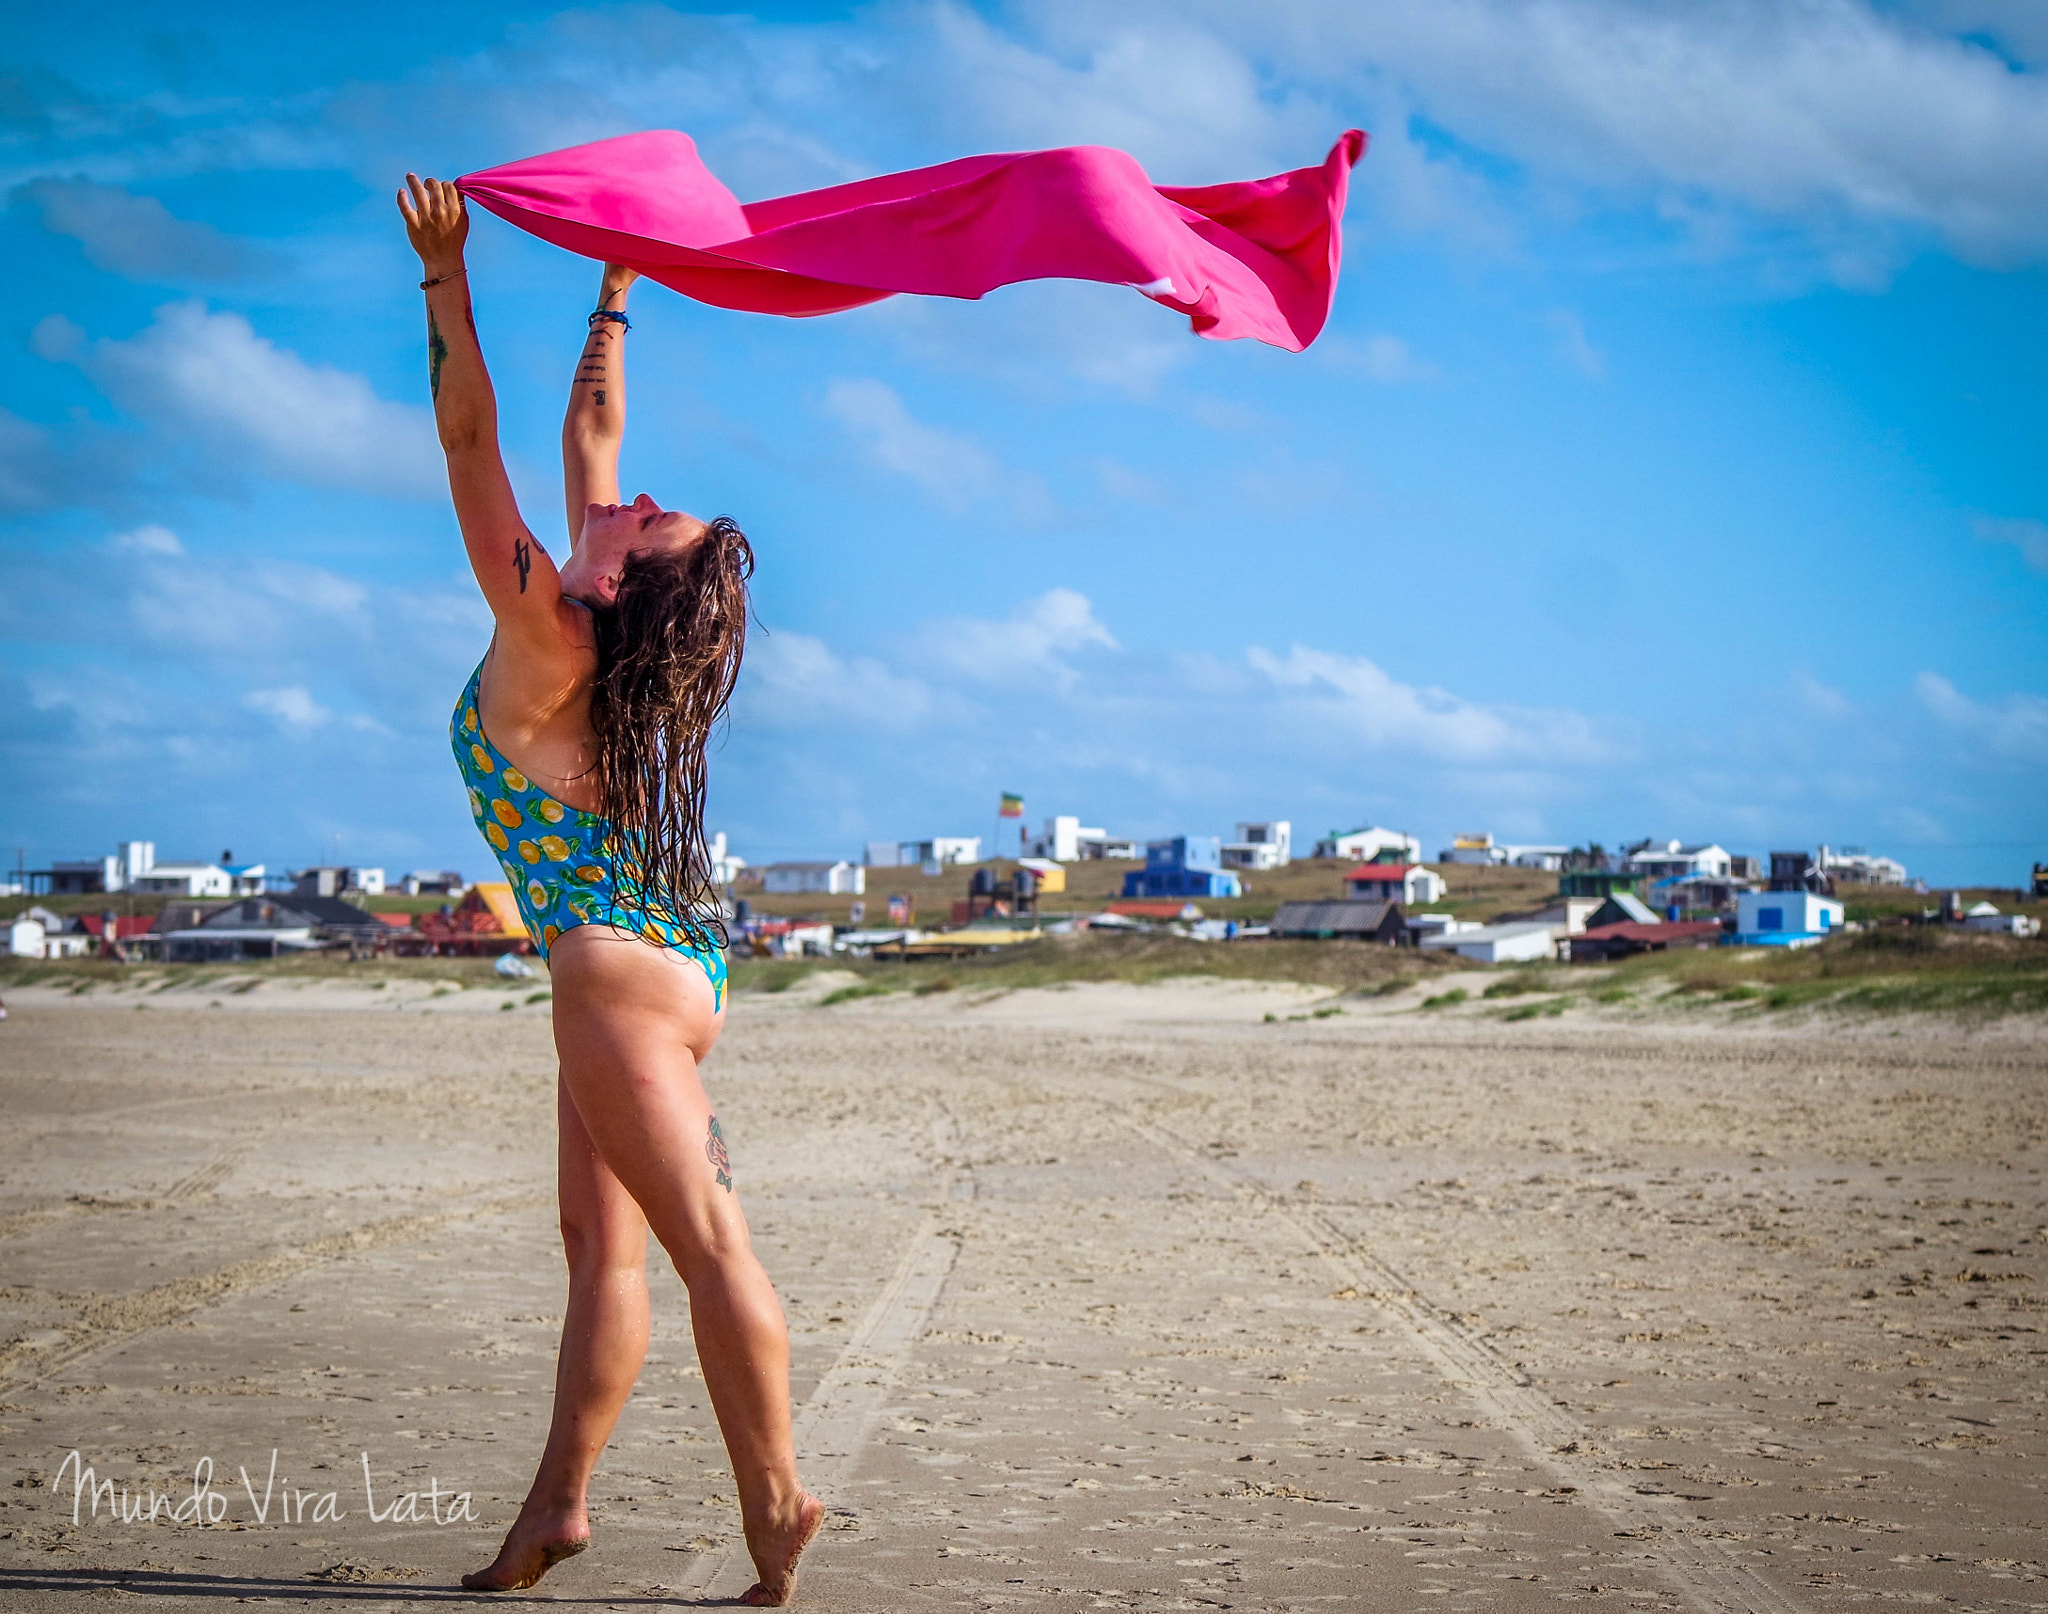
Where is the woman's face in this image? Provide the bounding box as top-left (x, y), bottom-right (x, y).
top-left (560, 493), bottom-right (706, 605)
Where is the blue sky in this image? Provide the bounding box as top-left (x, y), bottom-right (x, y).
top-left (2, 0), bottom-right (2044, 886)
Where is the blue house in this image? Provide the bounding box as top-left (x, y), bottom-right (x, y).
top-left (1122, 837), bottom-right (1244, 900)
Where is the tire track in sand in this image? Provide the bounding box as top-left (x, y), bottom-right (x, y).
top-left (677, 1109), bottom-right (975, 1602)
top-left (0, 1190), bottom-right (550, 1396)
top-left (1113, 1108), bottom-right (1805, 1614)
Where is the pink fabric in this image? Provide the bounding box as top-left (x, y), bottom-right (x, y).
top-left (458, 130), bottom-right (1366, 352)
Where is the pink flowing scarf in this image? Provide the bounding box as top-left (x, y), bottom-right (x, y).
top-left (458, 130), bottom-right (1365, 352)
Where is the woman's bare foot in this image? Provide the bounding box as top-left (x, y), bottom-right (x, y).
top-left (738, 1492), bottom-right (824, 1607)
top-left (460, 1500), bottom-right (591, 1592)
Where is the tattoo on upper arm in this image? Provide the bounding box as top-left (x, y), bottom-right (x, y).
top-left (513, 535), bottom-right (532, 594)
top-left (706, 1116), bottom-right (733, 1192)
top-left (428, 315), bottom-right (448, 401)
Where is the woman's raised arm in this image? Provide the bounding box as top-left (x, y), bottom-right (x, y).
top-left (396, 173), bottom-right (569, 646)
top-left (561, 265), bottom-right (637, 545)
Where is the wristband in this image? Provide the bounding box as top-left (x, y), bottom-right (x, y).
top-left (420, 267), bottom-right (467, 290)
top-left (588, 309), bottom-right (631, 332)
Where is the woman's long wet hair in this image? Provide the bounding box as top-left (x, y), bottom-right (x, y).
top-left (588, 515), bottom-right (752, 948)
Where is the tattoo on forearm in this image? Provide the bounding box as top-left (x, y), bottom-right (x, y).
top-left (513, 535), bottom-right (531, 594)
top-left (706, 1116), bottom-right (733, 1192)
top-left (428, 315), bottom-right (448, 401)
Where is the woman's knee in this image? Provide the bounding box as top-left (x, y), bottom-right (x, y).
top-left (560, 1202), bottom-right (647, 1275)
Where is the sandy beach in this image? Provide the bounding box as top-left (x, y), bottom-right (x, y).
top-left (0, 973), bottom-right (2041, 1612)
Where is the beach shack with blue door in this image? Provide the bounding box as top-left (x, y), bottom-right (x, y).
top-left (1733, 888), bottom-right (1845, 948)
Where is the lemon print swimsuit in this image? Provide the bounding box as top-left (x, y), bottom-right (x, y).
top-left (452, 660), bottom-right (727, 1008)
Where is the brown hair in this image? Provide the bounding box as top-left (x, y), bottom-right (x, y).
top-left (588, 515), bottom-right (752, 947)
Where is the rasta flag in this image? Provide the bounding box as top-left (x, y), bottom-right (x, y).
top-left (999, 793), bottom-right (1024, 818)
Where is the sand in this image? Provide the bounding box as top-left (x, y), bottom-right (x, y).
top-left (0, 974), bottom-right (2041, 1612)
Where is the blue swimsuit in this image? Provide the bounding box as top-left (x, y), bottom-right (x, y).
top-left (451, 660), bottom-right (727, 1008)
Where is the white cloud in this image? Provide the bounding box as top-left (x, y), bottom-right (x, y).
top-left (740, 628), bottom-right (942, 731)
top-left (926, 588), bottom-right (1118, 688)
top-left (1248, 643), bottom-right (1612, 764)
top-left (1974, 513), bottom-right (2048, 573)
top-left (824, 377), bottom-right (999, 508)
top-left (1546, 308), bottom-right (1606, 379)
top-left (244, 685), bottom-right (331, 730)
top-left (107, 523), bottom-right (183, 556)
top-left (1915, 671), bottom-right (2048, 761)
top-left (37, 301), bottom-right (440, 499)
top-left (1320, 332), bottom-right (1442, 383)
top-left (1792, 668), bottom-right (1853, 719)
top-left (12, 177), bottom-right (283, 281)
top-left (1165, 0), bottom-right (2048, 265)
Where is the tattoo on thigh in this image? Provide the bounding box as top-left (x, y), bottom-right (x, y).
top-left (706, 1115), bottom-right (732, 1192)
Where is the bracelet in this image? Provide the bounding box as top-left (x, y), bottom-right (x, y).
top-left (420, 267), bottom-right (467, 290)
top-left (588, 309), bottom-right (631, 332)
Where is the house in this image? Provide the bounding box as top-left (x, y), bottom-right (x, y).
top-left (1961, 902), bottom-right (2041, 938)
top-left (1344, 863), bottom-right (1447, 906)
top-left (1221, 821), bottom-right (1291, 871)
top-left (1732, 888), bottom-right (1844, 948)
top-left (220, 860), bottom-right (268, 896)
top-left (1269, 900), bottom-right (1407, 943)
top-left (1023, 817), bottom-right (1136, 861)
top-left (706, 832), bottom-right (747, 885)
top-left (1583, 892), bottom-right (1660, 928)
top-left (1557, 869), bottom-right (1643, 900)
top-left (33, 840), bottom-right (158, 895)
top-left (1623, 841), bottom-right (1733, 881)
top-left (864, 837), bottom-right (981, 868)
top-left (401, 870), bottom-right (467, 896)
top-left (1493, 897), bottom-right (1604, 934)
top-left (762, 861), bottom-right (865, 896)
top-left (1566, 919), bottom-right (1724, 963)
top-left (1016, 858), bottom-right (1067, 893)
top-left (1646, 872), bottom-right (1744, 914)
top-left (8, 916), bottom-right (45, 958)
top-left (1122, 838), bottom-right (1243, 900)
top-left (1313, 825), bottom-right (1420, 863)
top-left (130, 860), bottom-right (234, 898)
top-left (1407, 913), bottom-right (1480, 942)
top-left (164, 898), bottom-right (321, 961)
top-left (74, 913), bottom-right (165, 960)
top-left (292, 866), bottom-right (385, 897)
top-left (1440, 833), bottom-right (1498, 866)
top-left (1817, 845), bottom-right (1908, 886)
top-left (1501, 844), bottom-right (1570, 871)
top-left (395, 883), bottom-right (531, 956)
top-left (1418, 922), bottom-right (1560, 964)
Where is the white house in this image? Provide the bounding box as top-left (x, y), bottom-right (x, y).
top-left (130, 860), bottom-right (234, 898)
top-left (762, 861), bottom-right (865, 896)
top-left (1625, 841), bottom-right (1733, 881)
top-left (1733, 888), bottom-right (1843, 947)
top-left (1439, 833), bottom-right (1498, 866)
top-left (1025, 816), bottom-right (1139, 861)
top-left (1315, 825), bottom-right (1421, 863)
top-left (1818, 846), bottom-right (1908, 886)
top-left (706, 832), bottom-right (747, 886)
top-left (1221, 820), bottom-right (1291, 871)
top-left (1345, 863), bottom-right (1447, 906)
top-left (291, 866), bottom-right (385, 897)
top-left (1419, 921), bottom-right (1560, 964)
top-left (866, 837), bottom-right (980, 867)
top-left (1500, 844), bottom-right (1570, 871)
top-left (8, 916), bottom-right (46, 958)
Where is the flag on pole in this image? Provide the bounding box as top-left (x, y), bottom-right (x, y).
top-left (998, 793), bottom-right (1024, 818)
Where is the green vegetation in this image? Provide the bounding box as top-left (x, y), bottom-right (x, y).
top-left (1420, 987), bottom-right (1469, 1010)
top-left (819, 982), bottom-right (895, 1007)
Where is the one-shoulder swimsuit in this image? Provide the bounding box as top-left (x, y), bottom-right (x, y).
top-left (451, 660), bottom-right (727, 1009)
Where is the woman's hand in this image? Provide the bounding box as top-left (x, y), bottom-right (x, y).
top-left (397, 173), bottom-right (469, 277)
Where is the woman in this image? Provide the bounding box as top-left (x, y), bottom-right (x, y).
top-left (396, 174), bottom-right (821, 1606)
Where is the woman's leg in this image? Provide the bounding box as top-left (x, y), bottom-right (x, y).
top-left (548, 930), bottom-right (821, 1606)
top-left (463, 1075), bottom-right (652, 1591)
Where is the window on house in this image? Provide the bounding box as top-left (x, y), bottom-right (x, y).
top-left (1757, 907), bottom-right (1783, 931)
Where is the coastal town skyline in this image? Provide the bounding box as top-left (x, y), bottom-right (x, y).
top-left (3, 2), bottom-right (2044, 887)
